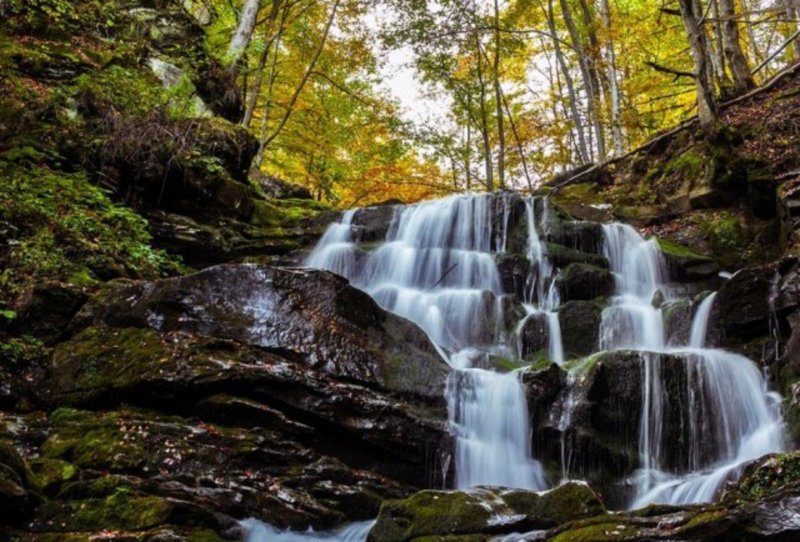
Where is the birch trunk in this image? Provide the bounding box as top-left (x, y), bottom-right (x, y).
top-left (600, 0), bottom-right (624, 157)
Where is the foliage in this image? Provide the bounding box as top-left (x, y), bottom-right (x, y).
top-left (0, 166), bottom-right (182, 304)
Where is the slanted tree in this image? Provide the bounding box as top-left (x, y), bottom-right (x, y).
top-left (718, 0), bottom-right (755, 95)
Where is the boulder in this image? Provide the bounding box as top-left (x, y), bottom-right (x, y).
top-left (546, 242), bottom-right (609, 270)
top-left (64, 265), bottom-right (447, 398)
top-left (546, 219), bottom-right (605, 255)
top-left (518, 312), bottom-right (551, 358)
top-left (558, 301), bottom-right (603, 358)
top-left (252, 171), bottom-right (313, 200)
top-left (11, 282), bottom-right (89, 343)
top-left (716, 265), bottom-right (774, 340)
top-left (555, 263), bottom-right (614, 302)
top-left (52, 265), bottom-right (452, 502)
top-left (664, 298), bottom-right (692, 346)
top-left (496, 253), bottom-right (532, 301)
top-left (368, 482), bottom-right (605, 542)
top-left (351, 204), bottom-right (398, 243)
top-left (657, 239), bottom-right (721, 283)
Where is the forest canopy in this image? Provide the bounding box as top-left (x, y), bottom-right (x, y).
top-left (121, 0), bottom-right (800, 205)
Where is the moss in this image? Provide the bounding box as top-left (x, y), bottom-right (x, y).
top-left (564, 352), bottom-right (605, 375)
top-left (27, 457), bottom-right (76, 494)
top-left (728, 452), bottom-right (800, 503)
top-left (663, 150), bottom-right (704, 179)
top-left (550, 521), bottom-right (640, 541)
top-left (0, 166), bottom-right (183, 305)
top-left (656, 238), bottom-right (709, 261)
top-left (251, 198), bottom-right (333, 228)
top-left (52, 326), bottom-right (169, 400)
top-left (37, 492), bottom-right (174, 532)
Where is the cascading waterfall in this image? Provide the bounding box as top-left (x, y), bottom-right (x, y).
top-left (250, 193), bottom-right (786, 540)
top-left (598, 224), bottom-right (785, 508)
top-left (305, 194), bottom-right (552, 491)
top-left (520, 198), bottom-right (564, 364)
top-left (241, 519), bottom-right (376, 542)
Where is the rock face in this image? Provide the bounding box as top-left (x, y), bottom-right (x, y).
top-left (368, 482), bottom-right (605, 542)
top-left (0, 264), bottom-right (455, 538)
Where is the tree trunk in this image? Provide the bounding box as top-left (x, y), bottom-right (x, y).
top-left (719, 0), bottom-right (756, 95)
top-left (709, 0), bottom-right (734, 94)
top-left (493, 0), bottom-right (506, 190)
top-left (600, 0), bottom-right (624, 157)
top-left (228, 0), bottom-right (263, 64)
top-left (782, 0), bottom-right (800, 58)
top-left (560, 0), bottom-right (605, 162)
top-left (466, 93), bottom-right (472, 190)
top-left (501, 92), bottom-right (534, 193)
top-left (678, 0), bottom-right (719, 129)
top-left (475, 34), bottom-right (494, 191)
top-left (547, 0), bottom-right (590, 164)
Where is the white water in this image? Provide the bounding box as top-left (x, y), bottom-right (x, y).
top-left (242, 519), bottom-right (375, 542)
top-left (598, 224), bottom-right (785, 508)
top-left (252, 194), bottom-right (785, 537)
top-left (689, 292), bottom-right (717, 348)
top-left (306, 194), bottom-right (553, 492)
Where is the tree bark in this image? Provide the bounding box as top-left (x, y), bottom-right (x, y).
top-left (709, 0), bottom-right (734, 94)
top-left (560, 0), bottom-right (605, 161)
top-left (678, 0), bottom-right (719, 129)
top-left (493, 0), bottom-right (506, 190)
top-left (719, 0), bottom-right (756, 94)
top-left (546, 0), bottom-right (590, 164)
top-left (228, 0), bottom-right (263, 64)
top-left (600, 0), bottom-right (624, 157)
top-left (475, 34), bottom-right (494, 191)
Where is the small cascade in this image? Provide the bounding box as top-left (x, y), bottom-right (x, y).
top-left (599, 223), bottom-right (667, 351)
top-left (523, 198), bottom-right (564, 364)
top-left (242, 519), bottom-right (376, 542)
top-left (598, 225), bottom-right (786, 508)
top-left (689, 292), bottom-right (717, 348)
top-left (447, 367), bottom-right (546, 489)
top-left (300, 192), bottom-right (785, 525)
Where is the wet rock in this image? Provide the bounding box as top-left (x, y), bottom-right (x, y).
top-left (518, 312), bottom-right (550, 358)
top-left (664, 298), bottom-right (692, 346)
top-left (11, 282), bottom-right (88, 344)
top-left (64, 265), bottom-right (447, 399)
top-left (35, 407), bottom-right (407, 531)
top-left (716, 265), bottom-right (773, 340)
top-left (546, 219), bottom-right (605, 255)
top-left (496, 253), bottom-right (531, 301)
top-left (0, 441), bottom-right (33, 525)
top-left (252, 170), bottom-right (313, 200)
top-left (555, 263), bottom-right (614, 302)
top-left (546, 242), bottom-right (609, 270)
top-left (557, 301), bottom-right (602, 358)
top-left (351, 204), bottom-right (397, 243)
top-left (657, 239), bottom-right (721, 283)
top-left (368, 482), bottom-right (604, 542)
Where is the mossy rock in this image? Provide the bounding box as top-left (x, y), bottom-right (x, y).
top-left (555, 263), bottom-right (614, 303)
top-left (368, 483), bottom-right (605, 542)
top-left (27, 458), bottom-right (76, 495)
top-left (724, 452), bottom-right (800, 504)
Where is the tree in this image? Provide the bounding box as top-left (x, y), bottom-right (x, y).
top-left (718, 0), bottom-right (755, 95)
top-left (678, 0), bottom-right (719, 129)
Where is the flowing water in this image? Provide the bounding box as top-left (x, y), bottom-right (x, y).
top-left (248, 193), bottom-right (784, 538)
top-left (597, 224), bottom-right (784, 508)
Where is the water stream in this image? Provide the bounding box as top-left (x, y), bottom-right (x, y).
top-left (247, 193), bottom-right (785, 538)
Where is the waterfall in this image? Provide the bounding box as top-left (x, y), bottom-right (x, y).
top-left (598, 225), bottom-right (785, 508)
top-left (298, 193), bottom-right (784, 523)
top-left (242, 519), bottom-right (376, 542)
top-left (304, 194), bottom-right (550, 491)
top-left (689, 292), bottom-right (717, 348)
top-left (599, 223), bottom-right (667, 351)
top-left (523, 198), bottom-right (564, 364)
